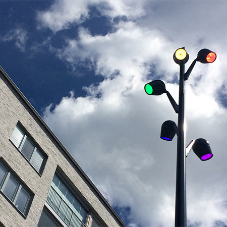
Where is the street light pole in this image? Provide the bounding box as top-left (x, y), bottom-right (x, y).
top-left (175, 63), bottom-right (187, 227)
top-left (144, 47), bottom-right (216, 227)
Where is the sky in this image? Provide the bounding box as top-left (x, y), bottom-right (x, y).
top-left (1, 0), bottom-right (227, 226)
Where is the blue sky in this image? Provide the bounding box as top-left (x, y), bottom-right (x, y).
top-left (0, 0), bottom-right (105, 113)
top-left (1, 1), bottom-right (227, 227)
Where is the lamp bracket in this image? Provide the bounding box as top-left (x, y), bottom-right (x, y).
top-left (185, 140), bottom-right (195, 157)
top-left (184, 59), bottom-right (197, 81)
top-left (166, 91), bottom-right (179, 113)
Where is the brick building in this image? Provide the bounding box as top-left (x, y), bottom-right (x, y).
top-left (0, 66), bottom-right (126, 227)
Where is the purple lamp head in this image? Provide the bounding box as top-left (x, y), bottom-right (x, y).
top-left (192, 138), bottom-right (213, 161)
top-left (201, 153), bottom-right (213, 161)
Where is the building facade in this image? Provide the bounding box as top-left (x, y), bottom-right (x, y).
top-left (0, 66), bottom-right (126, 227)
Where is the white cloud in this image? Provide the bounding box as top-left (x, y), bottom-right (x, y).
top-left (1, 27), bottom-right (27, 51)
top-left (37, 0), bottom-right (147, 32)
top-left (37, 0), bottom-right (91, 32)
top-left (41, 0), bottom-right (227, 226)
top-left (43, 79), bottom-right (227, 227)
top-left (43, 87), bottom-right (176, 227)
top-left (138, 1), bottom-right (227, 50)
top-left (95, 0), bottom-right (146, 19)
top-left (54, 21), bottom-right (176, 81)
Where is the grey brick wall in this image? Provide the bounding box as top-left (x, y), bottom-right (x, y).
top-left (0, 70), bottom-right (125, 227)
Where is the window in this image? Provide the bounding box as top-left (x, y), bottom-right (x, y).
top-left (38, 208), bottom-right (62, 227)
top-left (10, 123), bottom-right (47, 174)
top-left (91, 219), bottom-right (101, 227)
top-left (46, 174), bottom-right (87, 227)
top-left (0, 160), bottom-right (33, 216)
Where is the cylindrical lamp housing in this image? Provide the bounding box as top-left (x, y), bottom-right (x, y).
top-left (160, 120), bottom-right (177, 141)
top-left (197, 49), bottom-right (217, 63)
top-left (192, 138), bottom-right (213, 161)
top-left (144, 80), bottom-right (166, 95)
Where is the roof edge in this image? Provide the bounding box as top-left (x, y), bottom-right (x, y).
top-left (0, 65), bottom-right (126, 227)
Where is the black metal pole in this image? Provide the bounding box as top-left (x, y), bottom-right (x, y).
top-left (175, 63), bottom-right (187, 227)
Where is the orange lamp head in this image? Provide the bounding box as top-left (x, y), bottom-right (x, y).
top-left (197, 49), bottom-right (217, 63)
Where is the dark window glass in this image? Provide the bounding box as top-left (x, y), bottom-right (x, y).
top-left (58, 201), bottom-right (72, 225)
top-left (52, 175), bottom-right (60, 187)
top-left (30, 149), bottom-right (44, 172)
top-left (0, 160), bottom-right (33, 216)
top-left (70, 214), bottom-right (81, 227)
top-left (79, 208), bottom-right (87, 223)
top-left (47, 188), bottom-right (61, 214)
top-left (21, 137), bottom-right (35, 161)
top-left (66, 190), bottom-right (74, 203)
top-left (10, 124), bottom-right (47, 174)
top-left (3, 174), bottom-right (19, 201)
top-left (38, 209), bottom-right (62, 227)
top-left (15, 187), bottom-right (30, 214)
top-left (47, 175), bottom-right (88, 226)
top-left (58, 181), bottom-right (67, 197)
top-left (0, 164), bottom-right (7, 187)
top-left (10, 126), bottom-right (24, 148)
top-left (73, 199), bottom-right (81, 212)
top-left (91, 219), bottom-right (100, 227)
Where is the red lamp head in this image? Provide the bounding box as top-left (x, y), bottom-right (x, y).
top-left (197, 49), bottom-right (217, 63)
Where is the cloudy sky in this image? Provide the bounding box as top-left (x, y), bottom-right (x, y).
top-left (1, 0), bottom-right (227, 226)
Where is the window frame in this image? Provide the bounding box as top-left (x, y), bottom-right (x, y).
top-left (10, 122), bottom-right (48, 175)
top-left (46, 174), bottom-right (88, 227)
top-left (0, 159), bottom-right (33, 217)
top-left (40, 168), bottom-right (107, 227)
top-left (38, 207), bottom-right (64, 227)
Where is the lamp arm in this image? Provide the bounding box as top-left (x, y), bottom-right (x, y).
top-left (184, 59), bottom-right (197, 81)
top-left (166, 91), bottom-right (179, 113)
top-left (185, 140), bottom-right (195, 157)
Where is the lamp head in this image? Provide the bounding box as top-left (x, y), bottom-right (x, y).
top-left (192, 138), bottom-right (213, 161)
top-left (144, 80), bottom-right (166, 95)
top-left (160, 120), bottom-right (178, 141)
top-left (197, 49), bottom-right (216, 63)
top-left (173, 47), bottom-right (189, 65)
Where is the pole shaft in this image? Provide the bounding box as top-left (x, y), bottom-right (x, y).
top-left (175, 64), bottom-right (187, 227)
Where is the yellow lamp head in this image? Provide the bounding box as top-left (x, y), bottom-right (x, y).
top-left (173, 47), bottom-right (189, 65)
